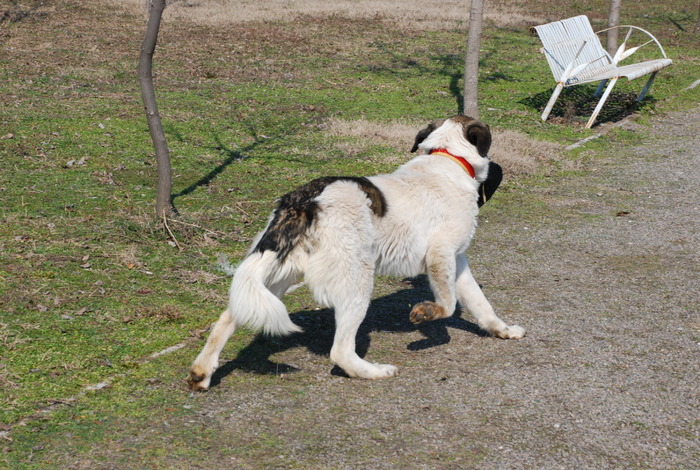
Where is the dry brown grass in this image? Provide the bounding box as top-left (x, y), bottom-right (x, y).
top-left (325, 118), bottom-right (563, 176)
top-left (490, 128), bottom-right (564, 177)
top-left (132, 305), bottom-right (183, 322)
top-left (173, 268), bottom-right (223, 285)
top-left (114, 244), bottom-right (143, 269)
top-left (108, 0), bottom-right (548, 30)
top-left (325, 118), bottom-right (419, 145)
top-left (324, 117), bottom-right (418, 163)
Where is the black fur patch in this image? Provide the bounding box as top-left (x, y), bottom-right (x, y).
top-left (450, 115), bottom-right (492, 157)
top-left (253, 176), bottom-right (387, 261)
top-left (410, 119), bottom-right (444, 152)
top-left (477, 161), bottom-right (502, 207)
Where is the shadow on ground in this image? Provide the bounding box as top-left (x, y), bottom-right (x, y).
top-left (520, 84), bottom-right (655, 125)
top-left (207, 275), bottom-right (489, 387)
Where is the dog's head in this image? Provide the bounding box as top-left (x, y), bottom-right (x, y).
top-left (411, 115), bottom-right (491, 157)
top-left (411, 115), bottom-right (501, 207)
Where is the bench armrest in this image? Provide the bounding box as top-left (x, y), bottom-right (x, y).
top-left (595, 25), bottom-right (669, 63)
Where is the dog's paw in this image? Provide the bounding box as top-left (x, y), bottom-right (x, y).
top-left (364, 363), bottom-right (398, 379)
top-left (409, 301), bottom-right (447, 324)
top-left (341, 361), bottom-right (398, 379)
top-left (187, 367), bottom-right (211, 391)
top-left (495, 324), bottom-right (526, 339)
top-left (377, 363), bottom-right (398, 378)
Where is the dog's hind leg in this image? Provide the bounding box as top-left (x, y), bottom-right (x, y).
top-left (188, 308), bottom-right (236, 391)
top-left (308, 259), bottom-right (397, 379)
top-left (187, 264), bottom-right (299, 391)
top-left (304, 182), bottom-right (397, 379)
top-left (330, 296), bottom-right (398, 379)
top-left (454, 254), bottom-right (525, 339)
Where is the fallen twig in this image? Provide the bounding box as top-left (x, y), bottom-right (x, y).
top-left (167, 218), bottom-right (224, 237)
top-left (565, 133), bottom-right (603, 150)
top-left (162, 213), bottom-right (182, 251)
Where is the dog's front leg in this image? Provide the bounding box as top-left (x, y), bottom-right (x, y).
top-left (410, 246), bottom-right (458, 324)
top-left (454, 254), bottom-right (525, 339)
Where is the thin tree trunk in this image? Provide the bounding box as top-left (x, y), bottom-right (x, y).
top-left (694, 4), bottom-right (700, 34)
top-left (606, 0), bottom-right (622, 57)
top-left (138, 0), bottom-right (173, 217)
top-left (463, 0), bottom-right (484, 119)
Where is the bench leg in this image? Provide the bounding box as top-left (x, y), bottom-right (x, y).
top-left (586, 77), bottom-right (618, 129)
top-left (637, 71), bottom-right (658, 102)
top-left (541, 83), bottom-right (564, 122)
top-left (594, 79), bottom-right (608, 98)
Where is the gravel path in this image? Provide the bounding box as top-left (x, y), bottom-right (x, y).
top-left (156, 109), bottom-right (699, 469)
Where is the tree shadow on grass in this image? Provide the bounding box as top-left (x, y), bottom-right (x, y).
top-left (171, 135), bottom-right (248, 201)
top-left (164, 121), bottom-right (298, 214)
top-left (361, 43), bottom-right (513, 116)
top-left (166, 131), bottom-right (258, 214)
top-left (208, 275), bottom-right (489, 387)
top-left (520, 84), bottom-right (655, 126)
top-left (358, 40), bottom-right (466, 113)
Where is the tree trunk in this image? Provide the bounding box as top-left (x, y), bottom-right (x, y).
top-left (463, 0), bottom-right (484, 119)
top-left (138, 0), bottom-right (173, 218)
top-left (606, 0), bottom-right (622, 57)
top-left (695, 4), bottom-right (700, 34)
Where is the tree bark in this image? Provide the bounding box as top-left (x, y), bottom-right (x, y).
top-left (138, 0), bottom-right (173, 217)
top-left (606, 0), bottom-right (622, 57)
top-left (463, 0), bottom-right (484, 119)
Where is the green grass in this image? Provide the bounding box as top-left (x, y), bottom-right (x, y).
top-left (0, 0), bottom-right (698, 464)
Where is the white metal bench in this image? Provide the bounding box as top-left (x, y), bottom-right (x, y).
top-left (533, 15), bottom-right (672, 128)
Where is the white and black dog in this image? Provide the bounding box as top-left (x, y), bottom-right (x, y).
top-left (188, 115), bottom-right (525, 390)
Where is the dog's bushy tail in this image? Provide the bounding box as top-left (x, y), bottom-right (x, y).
top-left (228, 250), bottom-right (302, 336)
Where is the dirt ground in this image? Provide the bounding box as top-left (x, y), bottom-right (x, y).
top-left (83, 108), bottom-right (694, 470)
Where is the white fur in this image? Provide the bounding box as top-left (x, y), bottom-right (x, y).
top-left (189, 117), bottom-right (525, 389)
top-left (417, 119), bottom-right (490, 181)
top-left (228, 250), bottom-right (302, 336)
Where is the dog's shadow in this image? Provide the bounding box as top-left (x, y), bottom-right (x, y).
top-left (208, 275), bottom-right (488, 387)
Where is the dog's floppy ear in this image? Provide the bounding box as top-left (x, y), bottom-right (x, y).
top-left (465, 121), bottom-right (492, 158)
top-left (411, 119), bottom-right (444, 152)
top-left (477, 161), bottom-right (502, 207)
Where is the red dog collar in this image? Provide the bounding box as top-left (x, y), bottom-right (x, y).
top-left (429, 148), bottom-right (476, 179)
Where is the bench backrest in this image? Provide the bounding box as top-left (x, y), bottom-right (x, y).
top-left (534, 15), bottom-right (613, 82)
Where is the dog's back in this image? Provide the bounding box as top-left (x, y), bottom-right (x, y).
top-left (230, 177), bottom-right (386, 335)
top-left (252, 176), bottom-right (386, 263)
